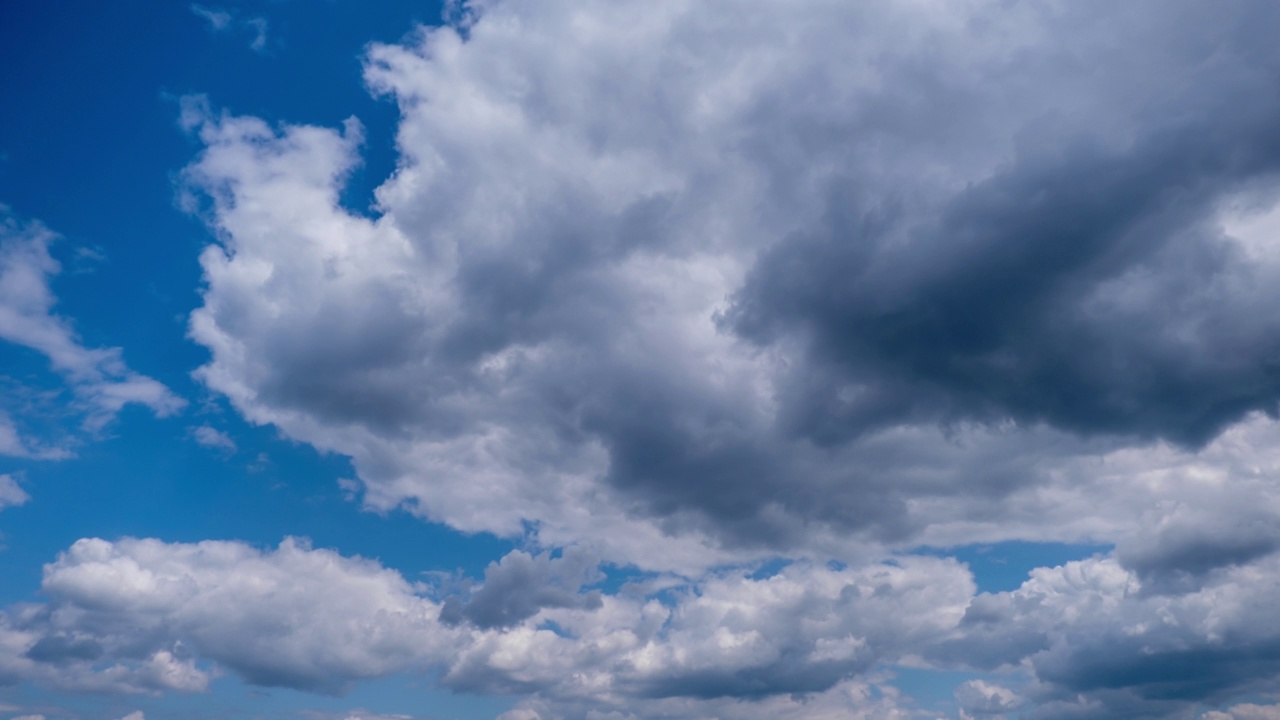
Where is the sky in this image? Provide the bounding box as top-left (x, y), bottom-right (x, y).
top-left (3, 1), bottom-right (1280, 719)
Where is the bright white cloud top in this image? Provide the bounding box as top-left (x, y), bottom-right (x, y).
top-left (3, 0), bottom-right (1280, 718)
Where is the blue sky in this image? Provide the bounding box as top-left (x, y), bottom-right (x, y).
top-left (3, 2), bottom-right (1280, 720)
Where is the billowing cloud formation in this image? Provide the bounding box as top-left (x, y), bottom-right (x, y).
top-left (1, 537), bottom-right (971, 714)
top-left (0, 208), bottom-right (184, 442)
top-left (935, 553), bottom-right (1280, 719)
top-left (169, 0), bottom-right (1280, 716)
top-left (7, 533), bottom-right (1280, 718)
top-left (182, 0), bottom-right (1280, 566)
top-left (24, 537), bottom-right (449, 693)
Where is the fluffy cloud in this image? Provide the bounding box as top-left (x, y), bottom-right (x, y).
top-left (0, 537), bottom-right (975, 715)
top-left (0, 208), bottom-right (184, 442)
top-left (31, 536), bottom-right (454, 693)
top-left (180, 0), bottom-right (1280, 573)
top-left (955, 680), bottom-right (1023, 718)
top-left (8, 533), bottom-right (1280, 717)
top-left (931, 552), bottom-right (1280, 718)
top-left (163, 0), bottom-right (1280, 716)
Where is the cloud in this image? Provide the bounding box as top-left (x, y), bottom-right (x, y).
top-left (1205, 705), bottom-right (1280, 720)
top-left (956, 680), bottom-right (1022, 717)
top-left (190, 424), bottom-right (236, 452)
top-left (0, 208), bottom-right (185, 437)
top-left (931, 551), bottom-right (1280, 718)
top-left (7, 531), bottom-right (1280, 717)
top-left (165, 0), bottom-right (1280, 715)
top-left (440, 547), bottom-right (604, 629)
top-left (26, 536), bottom-right (453, 693)
top-left (1, 537), bottom-right (974, 711)
top-left (179, 0), bottom-right (1280, 575)
top-left (0, 474), bottom-right (28, 511)
top-left (189, 4), bottom-right (231, 32)
top-left (190, 4), bottom-right (269, 53)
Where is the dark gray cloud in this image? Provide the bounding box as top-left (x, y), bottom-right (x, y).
top-left (23, 634), bottom-right (103, 664)
top-left (440, 548), bottom-right (603, 629)
top-left (727, 4), bottom-right (1280, 449)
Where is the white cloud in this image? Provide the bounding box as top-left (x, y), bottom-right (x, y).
top-left (116, 712), bottom-right (145, 720)
top-left (33, 536), bottom-right (454, 693)
top-left (955, 680), bottom-right (1022, 717)
top-left (2, 537), bottom-right (974, 711)
top-left (8, 529), bottom-right (1280, 717)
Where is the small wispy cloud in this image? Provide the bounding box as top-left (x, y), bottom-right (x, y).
top-left (191, 424), bottom-right (236, 452)
top-left (0, 473), bottom-right (30, 511)
top-left (0, 411), bottom-right (70, 460)
top-left (190, 4), bottom-right (270, 54)
top-left (189, 4), bottom-right (231, 31)
top-left (245, 16), bottom-right (269, 53)
top-left (0, 208), bottom-right (185, 438)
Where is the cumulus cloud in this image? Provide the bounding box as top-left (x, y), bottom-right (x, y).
top-left (0, 537), bottom-right (975, 714)
top-left (29, 537), bottom-right (453, 693)
top-left (931, 552), bottom-right (1280, 718)
top-left (0, 208), bottom-right (184, 438)
top-left (161, 0), bottom-right (1280, 716)
top-left (7, 532), bottom-right (1280, 717)
top-left (178, 0), bottom-right (1280, 574)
